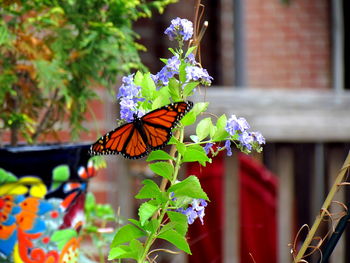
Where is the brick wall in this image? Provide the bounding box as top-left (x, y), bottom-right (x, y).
top-left (245, 0), bottom-right (331, 89)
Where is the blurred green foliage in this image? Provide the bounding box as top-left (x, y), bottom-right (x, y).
top-left (0, 0), bottom-right (176, 145)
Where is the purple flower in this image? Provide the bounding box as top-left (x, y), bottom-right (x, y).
top-left (167, 55), bottom-right (181, 71)
top-left (251, 131), bottom-right (266, 145)
top-left (155, 56), bottom-right (180, 86)
top-left (225, 140), bottom-right (232, 156)
top-left (203, 143), bottom-right (213, 154)
top-left (117, 74), bottom-right (140, 99)
top-left (183, 207), bottom-right (198, 224)
top-left (176, 198), bottom-right (208, 225)
top-left (185, 66), bottom-right (213, 85)
top-left (116, 74), bottom-right (145, 121)
top-left (226, 115), bottom-right (250, 135)
top-left (239, 131), bottom-right (253, 151)
top-left (185, 53), bottom-right (196, 65)
top-left (164, 17), bottom-right (193, 41)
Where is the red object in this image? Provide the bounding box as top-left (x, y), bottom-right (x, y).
top-left (187, 153), bottom-right (278, 263)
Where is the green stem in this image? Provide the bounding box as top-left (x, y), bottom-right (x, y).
top-left (294, 152), bottom-right (350, 262)
top-left (138, 128), bottom-right (185, 263)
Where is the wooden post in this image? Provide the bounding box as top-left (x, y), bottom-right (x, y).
top-left (276, 147), bottom-right (294, 263)
top-left (223, 151), bottom-right (240, 263)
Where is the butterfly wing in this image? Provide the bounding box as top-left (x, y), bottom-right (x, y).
top-left (90, 122), bottom-right (148, 159)
top-left (90, 101), bottom-right (193, 159)
top-left (141, 101), bottom-right (193, 150)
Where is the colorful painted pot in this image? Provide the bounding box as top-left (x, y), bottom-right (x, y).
top-left (0, 144), bottom-right (94, 263)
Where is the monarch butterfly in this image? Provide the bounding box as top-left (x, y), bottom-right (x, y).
top-left (89, 101), bottom-right (193, 159)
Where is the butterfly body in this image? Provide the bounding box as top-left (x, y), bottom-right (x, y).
top-left (90, 101), bottom-right (193, 159)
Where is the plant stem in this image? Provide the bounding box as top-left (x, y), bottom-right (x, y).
top-left (294, 151), bottom-right (350, 262)
top-left (139, 128), bottom-right (185, 263)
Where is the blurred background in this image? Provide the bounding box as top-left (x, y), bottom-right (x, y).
top-left (1, 0), bottom-right (350, 262)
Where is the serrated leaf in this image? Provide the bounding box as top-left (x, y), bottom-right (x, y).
top-left (111, 224), bottom-right (145, 247)
top-left (138, 201), bottom-right (159, 226)
top-left (146, 150), bottom-right (174, 161)
top-left (149, 162), bottom-right (174, 180)
top-left (158, 229), bottom-right (191, 254)
top-left (196, 117), bottom-right (212, 141)
top-left (135, 179), bottom-right (162, 200)
top-left (168, 176), bottom-right (209, 200)
top-left (167, 211), bottom-right (188, 236)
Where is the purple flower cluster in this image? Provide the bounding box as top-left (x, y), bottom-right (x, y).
top-left (177, 199), bottom-right (208, 225)
top-left (225, 115), bottom-right (265, 153)
top-left (116, 74), bottom-right (144, 122)
top-left (185, 66), bottom-right (213, 86)
top-left (152, 56), bottom-right (180, 86)
top-left (164, 17), bottom-right (193, 42)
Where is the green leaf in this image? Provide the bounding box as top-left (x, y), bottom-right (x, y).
top-left (179, 62), bottom-right (187, 83)
top-left (108, 239), bottom-right (144, 260)
top-left (141, 72), bottom-right (156, 100)
top-left (158, 229), bottom-right (191, 254)
top-left (0, 168), bottom-right (17, 184)
top-left (212, 114), bottom-right (229, 141)
top-left (138, 201), bottom-right (159, 226)
top-left (134, 71), bottom-right (144, 86)
top-left (111, 224), bottom-right (145, 247)
top-left (168, 175), bottom-right (209, 200)
top-left (180, 110), bottom-right (196, 126)
top-left (166, 211), bottom-right (188, 236)
top-left (51, 165), bottom-right (70, 191)
top-left (146, 150), bottom-right (174, 161)
top-left (51, 229), bottom-right (77, 250)
top-left (168, 78), bottom-right (181, 101)
top-left (176, 141), bottom-right (187, 156)
top-left (193, 102), bottom-right (209, 115)
top-left (144, 219), bottom-right (160, 235)
top-left (152, 90), bottom-right (170, 109)
top-left (135, 179), bottom-right (162, 200)
top-left (149, 162), bottom-right (174, 180)
top-left (183, 81), bottom-right (199, 97)
top-left (182, 147), bottom-right (210, 166)
top-left (196, 117), bottom-right (212, 141)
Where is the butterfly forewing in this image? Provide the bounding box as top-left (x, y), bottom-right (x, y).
top-left (142, 101), bottom-right (193, 129)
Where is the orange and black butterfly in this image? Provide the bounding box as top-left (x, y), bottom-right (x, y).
top-left (89, 101), bottom-right (193, 159)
